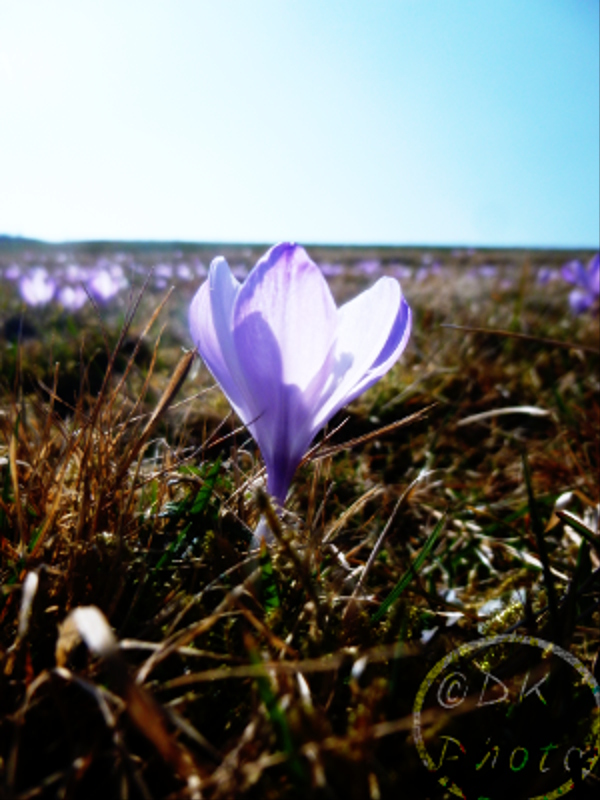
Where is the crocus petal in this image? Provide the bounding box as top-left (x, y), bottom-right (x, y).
top-left (352, 294), bottom-right (412, 388)
top-left (189, 258), bottom-right (253, 422)
top-left (331, 277), bottom-right (402, 390)
top-left (232, 244), bottom-right (338, 501)
top-left (586, 253), bottom-right (599, 296)
top-left (234, 244), bottom-right (338, 390)
top-left (561, 259), bottom-right (587, 286)
top-left (569, 289), bottom-right (595, 315)
top-left (312, 278), bottom-right (411, 433)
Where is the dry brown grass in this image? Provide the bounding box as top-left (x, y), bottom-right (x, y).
top-left (0, 244), bottom-right (598, 799)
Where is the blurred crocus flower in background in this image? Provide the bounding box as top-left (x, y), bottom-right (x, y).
top-left (88, 266), bottom-right (128, 302)
top-left (477, 264), bottom-right (498, 279)
top-left (320, 261), bottom-right (344, 277)
top-left (536, 266), bottom-right (560, 285)
top-left (155, 263), bottom-right (174, 279)
top-left (63, 263), bottom-right (89, 283)
top-left (390, 264), bottom-right (412, 280)
top-left (176, 263), bottom-right (193, 281)
top-left (4, 264), bottom-right (21, 280)
top-left (19, 267), bottom-right (56, 306)
top-left (356, 259), bottom-right (381, 276)
top-left (153, 264), bottom-right (173, 290)
top-left (189, 243), bottom-right (411, 504)
top-left (193, 259), bottom-right (208, 278)
top-left (58, 285), bottom-right (88, 311)
top-left (561, 253), bottom-right (599, 314)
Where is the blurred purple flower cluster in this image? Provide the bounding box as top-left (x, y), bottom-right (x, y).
top-left (536, 266), bottom-right (561, 285)
top-left (18, 267), bottom-right (57, 307)
top-left (561, 253), bottom-right (599, 314)
top-left (1, 251), bottom-right (210, 311)
top-left (2, 260), bottom-right (129, 310)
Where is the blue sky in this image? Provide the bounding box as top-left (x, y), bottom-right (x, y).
top-left (1, 0), bottom-right (598, 247)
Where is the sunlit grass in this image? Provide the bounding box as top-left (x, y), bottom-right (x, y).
top-left (0, 243), bottom-right (598, 799)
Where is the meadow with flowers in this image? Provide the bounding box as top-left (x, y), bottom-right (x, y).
top-left (0, 238), bottom-right (598, 799)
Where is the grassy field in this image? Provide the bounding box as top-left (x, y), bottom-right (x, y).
top-left (0, 241), bottom-right (598, 799)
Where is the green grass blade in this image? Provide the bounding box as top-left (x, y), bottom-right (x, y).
top-left (245, 636), bottom-right (306, 785)
top-left (259, 540), bottom-right (281, 612)
top-left (371, 515), bottom-right (445, 624)
top-left (154, 458), bottom-right (221, 571)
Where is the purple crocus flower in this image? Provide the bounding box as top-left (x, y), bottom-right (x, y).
top-left (536, 267), bottom-right (560, 285)
top-left (477, 264), bottom-right (498, 279)
top-left (320, 262), bottom-right (345, 277)
top-left (155, 263), bottom-right (174, 279)
top-left (4, 264), bottom-right (21, 280)
top-left (189, 243), bottom-right (411, 503)
top-left (19, 267), bottom-right (56, 306)
top-left (63, 263), bottom-right (89, 282)
top-left (58, 285), bottom-right (88, 311)
top-left (177, 263), bottom-right (193, 281)
top-left (356, 259), bottom-right (381, 276)
top-left (87, 266), bottom-right (128, 302)
top-left (561, 254), bottom-right (599, 314)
